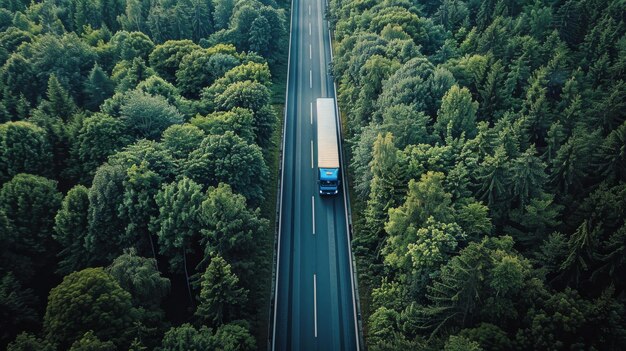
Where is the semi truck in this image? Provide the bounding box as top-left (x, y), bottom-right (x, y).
top-left (316, 98), bottom-right (340, 195)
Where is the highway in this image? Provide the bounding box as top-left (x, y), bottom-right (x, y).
top-left (271, 0), bottom-right (360, 349)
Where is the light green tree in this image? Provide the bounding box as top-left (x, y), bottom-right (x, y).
top-left (434, 85), bottom-right (479, 139)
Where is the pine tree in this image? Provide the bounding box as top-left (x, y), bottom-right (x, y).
top-left (40, 74), bottom-right (77, 121)
top-left (195, 255), bottom-right (248, 326)
top-left (83, 64), bottom-right (114, 111)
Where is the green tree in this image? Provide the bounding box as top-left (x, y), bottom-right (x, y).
top-left (434, 85), bottom-right (479, 139)
top-left (43, 268), bottom-right (135, 349)
top-left (184, 132), bottom-right (268, 204)
top-left (160, 324), bottom-right (212, 351)
top-left (153, 177), bottom-right (204, 297)
top-left (68, 331), bottom-right (116, 351)
top-left (54, 185), bottom-right (91, 275)
top-left (110, 31), bottom-right (155, 61)
top-left (118, 0), bottom-right (149, 33)
top-left (195, 255), bottom-right (248, 326)
top-left (549, 128), bottom-right (601, 194)
top-left (136, 76), bottom-right (181, 105)
top-left (191, 108), bottom-right (255, 145)
top-left (477, 145), bottom-right (512, 216)
top-left (199, 183), bottom-right (268, 278)
top-left (213, 0), bottom-right (235, 30)
top-left (213, 61), bottom-right (272, 89)
top-left (0, 121), bottom-right (53, 182)
top-left (13, 33), bottom-right (97, 103)
top-left (358, 133), bottom-right (404, 282)
top-left (249, 16), bottom-right (271, 56)
top-left (445, 335), bottom-right (483, 351)
top-left (211, 322), bottom-right (255, 351)
top-left (38, 74), bottom-right (77, 121)
top-left (85, 164), bottom-right (127, 265)
top-left (83, 64), bottom-right (115, 111)
top-left (70, 113), bottom-right (132, 183)
top-left (596, 121), bottom-right (626, 182)
top-left (368, 306), bottom-right (402, 347)
top-left (119, 90), bottom-right (183, 140)
top-left (458, 323), bottom-right (512, 351)
top-left (188, 0), bottom-right (214, 41)
top-left (0, 273), bottom-right (38, 347)
top-left (381, 104), bottom-right (431, 148)
top-left (177, 49), bottom-right (239, 98)
top-left (118, 162), bottom-right (162, 260)
top-left (107, 139), bottom-right (178, 181)
top-left (111, 58), bottom-right (156, 93)
top-left (509, 147), bottom-right (547, 208)
top-left (148, 40), bottom-right (201, 83)
top-left (106, 248), bottom-right (170, 307)
top-left (515, 287), bottom-right (626, 350)
top-left (214, 80), bottom-right (271, 112)
top-left (161, 124), bottom-right (205, 159)
top-left (0, 174), bottom-right (61, 281)
top-left (6, 333), bottom-right (54, 351)
top-left (250, 104), bottom-right (276, 148)
top-left (228, 4), bottom-right (286, 64)
top-left (416, 236), bottom-right (532, 335)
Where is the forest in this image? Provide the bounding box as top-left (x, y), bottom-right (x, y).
top-left (0, 0), bottom-right (287, 350)
top-left (328, 0), bottom-right (626, 349)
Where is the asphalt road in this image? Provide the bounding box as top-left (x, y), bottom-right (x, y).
top-left (271, 0), bottom-right (359, 349)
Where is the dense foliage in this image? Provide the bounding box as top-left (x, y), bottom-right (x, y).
top-left (329, 0), bottom-right (626, 349)
top-left (0, 0), bottom-right (287, 349)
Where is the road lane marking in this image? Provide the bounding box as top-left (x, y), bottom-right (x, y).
top-left (309, 22), bottom-right (311, 36)
top-left (314, 274), bottom-right (318, 338)
top-left (309, 5), bottom-right (311, 16)
top-left (312, 196), bottom-right (315, 234)
top-left (310, 44), bottom-right (312, 60)
top-left (310, 102), bottom-right (313, 124)
top-left (311, 140), bottom-right (314, 169)
top-left (310, 70), bottom-right (312, 88)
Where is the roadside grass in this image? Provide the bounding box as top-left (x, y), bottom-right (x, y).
top-left (253, 36), bottom-right (288, 347)
top-left (252, 102), bottom-right (283, 349)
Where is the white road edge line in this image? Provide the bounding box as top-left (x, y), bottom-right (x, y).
top-left (312, 196), bottom-right (315, 234)
top-left (314, 274), bottom-right (318, 338)
top-left (271, 0), bottom-right (295, 346)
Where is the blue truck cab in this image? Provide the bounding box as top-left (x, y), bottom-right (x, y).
top-left (319, 168), bottom-right (339, 195)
